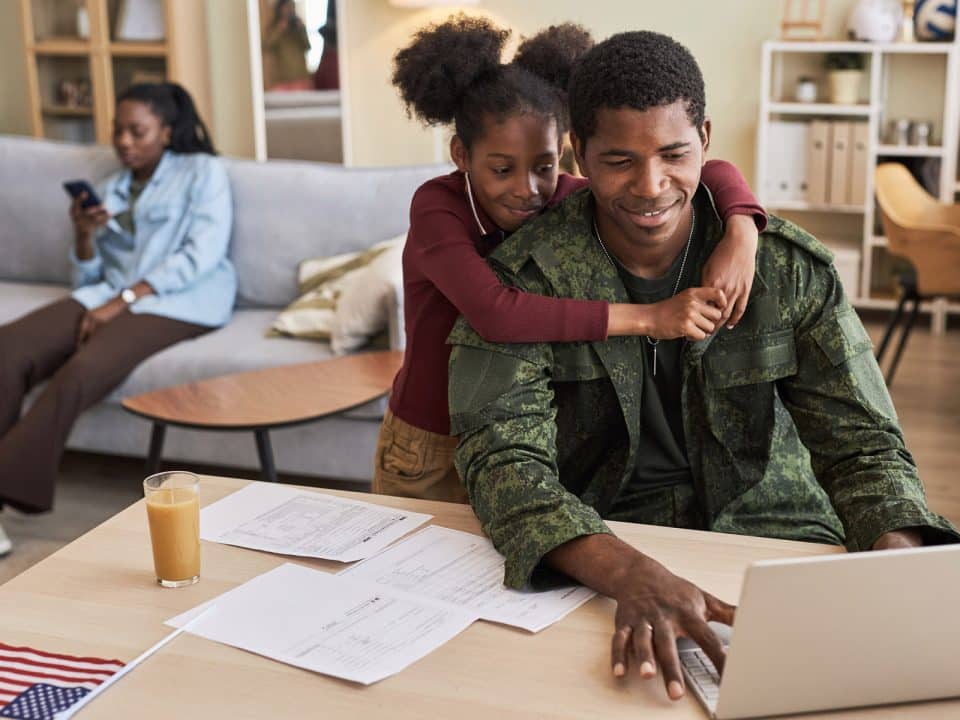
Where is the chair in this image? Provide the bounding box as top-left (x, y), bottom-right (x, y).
top-left (873, 163), bottom-right (960, 385)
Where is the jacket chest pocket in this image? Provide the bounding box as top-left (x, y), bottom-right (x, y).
top-left (139, 203), bottom-right (185, 231)
top-left (704, 329), bottom-right (798, 389)
top-left (551, 343), bottom-right (608, 382)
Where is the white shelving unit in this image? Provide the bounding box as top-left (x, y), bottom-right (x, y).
top-left (756, 39), bottom-right (960, 333)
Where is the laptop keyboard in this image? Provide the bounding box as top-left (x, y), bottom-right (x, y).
top-left (679, 647), bottom-right (721, 710)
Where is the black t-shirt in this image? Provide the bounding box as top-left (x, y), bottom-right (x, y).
top-left (609, 193), bottom-right (710, 502)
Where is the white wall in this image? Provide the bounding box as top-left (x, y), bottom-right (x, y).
top-left (205, 0), bottom-right (262, 159)
top-left (338, 0), bottom-right (854, 180)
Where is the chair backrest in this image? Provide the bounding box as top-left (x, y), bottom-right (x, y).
top-left (874, 163), bottom-right (960, 297)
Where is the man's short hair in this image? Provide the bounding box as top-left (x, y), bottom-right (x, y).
top-left (568, 31), bottom-right (706, 143)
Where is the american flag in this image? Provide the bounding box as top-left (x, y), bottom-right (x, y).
top-left (0, 643), bottom-right (123, 720)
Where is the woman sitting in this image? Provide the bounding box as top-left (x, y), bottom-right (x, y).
top-left (0, 82), bottom-right (235, 556)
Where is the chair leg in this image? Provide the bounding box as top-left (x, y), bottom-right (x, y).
top-left (885, 294), bottom-right (921, 386)
top-left (876, 292), bottom-right (909, 365)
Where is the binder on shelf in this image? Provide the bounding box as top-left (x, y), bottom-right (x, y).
top-left (807, 119), bottom-right (831, 205)
top-left (829, 121), bottom-right (852, 206)
top-left (766, 121), bottom-right (809, 203)
top-left (849, 121), bottom-right (869, 206)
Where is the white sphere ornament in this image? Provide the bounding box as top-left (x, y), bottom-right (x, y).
top-left (847, 0), bottom-right (903, 43)
top-left (915, 0), bottom-right (956, 41)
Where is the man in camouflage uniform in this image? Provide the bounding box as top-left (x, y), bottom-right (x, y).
top-left (447, 31), bottom-right (958, 699)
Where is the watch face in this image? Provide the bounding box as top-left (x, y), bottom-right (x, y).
top-left (122, 289), bottom-right (136, 304)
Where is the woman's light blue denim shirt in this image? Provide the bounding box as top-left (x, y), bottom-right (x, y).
top-left (70, 150), bottom-right (236, 327)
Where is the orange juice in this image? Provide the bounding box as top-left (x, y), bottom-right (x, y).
top-left (145, 486), bottom-right (200, 585)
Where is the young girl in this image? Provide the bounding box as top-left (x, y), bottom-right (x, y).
top-left (374, 17), bottom-right (766, 503)
top-left (0, 83), bottom-right (235, 553)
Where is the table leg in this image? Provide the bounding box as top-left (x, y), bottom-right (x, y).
top-left (147, 423), bottom-right (166, 475)
top-left (254, 429), bottom-right (278, 483)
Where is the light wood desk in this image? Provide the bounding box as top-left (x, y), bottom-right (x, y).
top-left (0, 476), bottom-right (954, 719)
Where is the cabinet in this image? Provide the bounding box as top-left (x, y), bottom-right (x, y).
top-left (19, 0), bottom-right (211, 145)
top-left (756, 40), bottom-right (960, 331)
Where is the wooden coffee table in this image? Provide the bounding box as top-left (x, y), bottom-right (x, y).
top-left (121, 350), bottom-right (403, 483)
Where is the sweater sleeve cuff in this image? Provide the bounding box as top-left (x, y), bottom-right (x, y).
top-left (844, 499), bottom-right (960, 551)
top-left (593, 300), bottom-right (611, 341)
top-left (499, 505), bottom-right (613, 589)
top-left (722, 203), bottom-right (768, 232)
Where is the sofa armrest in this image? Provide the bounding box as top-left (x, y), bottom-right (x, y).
top-left (387, 282), bottom-right (406, 351)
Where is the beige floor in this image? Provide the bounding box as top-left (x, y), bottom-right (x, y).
top-left (0, 322), bottom-right (957, 586)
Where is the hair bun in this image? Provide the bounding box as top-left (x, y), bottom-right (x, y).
top-left (512, 23), bottom-right (593, 94)
top-left (392, 13), bottom-right (509, 125)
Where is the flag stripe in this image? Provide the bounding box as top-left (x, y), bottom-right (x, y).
top-left (0, 643), bottom-right (123, 667)
top-left (0, 656), bottom-right (117, 679)
top-left (0, 670), bottom-right (108, 688)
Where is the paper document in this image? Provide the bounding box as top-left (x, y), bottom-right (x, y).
top-left (341, 525), bottom-right (596, 632)
top-left (201, 484), bottom-right (431, 562)
top-left (167, 564), bottom-right (476, 685)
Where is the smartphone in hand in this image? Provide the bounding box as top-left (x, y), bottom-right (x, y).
top-left (63, 180), bottom-right (103, 209)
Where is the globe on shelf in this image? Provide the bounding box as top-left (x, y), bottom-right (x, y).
top-left (915, 0), bottom-right (956, 41)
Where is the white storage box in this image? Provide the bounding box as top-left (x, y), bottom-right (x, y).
top-left (830, 246), bottom-right (862, 298)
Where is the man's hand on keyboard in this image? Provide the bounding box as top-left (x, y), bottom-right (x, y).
top-left (609, 553), bottom-right (735, 700)
top-left (544, 534), bottom-right (735, 701)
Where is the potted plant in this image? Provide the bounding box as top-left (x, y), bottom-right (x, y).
top-left (824, 52), bottom-right (866, 105)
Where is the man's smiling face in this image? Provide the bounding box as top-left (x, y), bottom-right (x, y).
top-left (574, 101), bottom-right (709, 252)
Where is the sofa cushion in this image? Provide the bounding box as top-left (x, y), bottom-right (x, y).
top-left (0, 137), bottom-right (118, 285)
top-left (225, 158), bottom-right (446, 308)
top-left (0, 281), bottom-right (75, 325)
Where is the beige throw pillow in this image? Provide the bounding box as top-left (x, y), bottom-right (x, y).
top-left (269, 235), bottom-right (405, 350)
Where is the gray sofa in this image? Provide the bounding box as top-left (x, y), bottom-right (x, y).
top-left (0, 135), bottom-right (444, 484)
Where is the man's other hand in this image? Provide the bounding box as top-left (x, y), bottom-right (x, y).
top-left (871, 528), bottom-right (924, 550)
top-left (610, 553), bottom-right (735, 700)
top-left (545, 534), bottom-right (735, 701)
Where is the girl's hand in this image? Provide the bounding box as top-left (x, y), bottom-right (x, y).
top-left (701, 214), bottom-right (758, 330)
top-left (646, 287), bottom-right (726, 342)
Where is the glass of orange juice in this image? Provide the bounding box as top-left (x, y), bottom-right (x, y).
top-left (144, 471), bottom-right (200, 588)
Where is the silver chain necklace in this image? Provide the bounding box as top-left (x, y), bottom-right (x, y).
top-left (592, 207), bottom-right (695, 377)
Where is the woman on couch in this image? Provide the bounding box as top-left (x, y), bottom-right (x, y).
top-left (0, 82), bottom-right (235, 555)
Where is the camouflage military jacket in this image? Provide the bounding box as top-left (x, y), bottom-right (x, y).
top-left (448, 187), bottom-right (958, 590)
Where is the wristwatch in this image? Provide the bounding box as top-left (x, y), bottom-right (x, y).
top-left (120, 288), bottom-right (137, 305)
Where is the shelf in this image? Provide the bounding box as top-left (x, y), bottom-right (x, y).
top-left (110, 42), bottom-right (168, 57)
top-left (878, 42), bottom-right (956, 54)
top-left (875, 144), bottom-right (946, 157)
top-left (768, 102), bottom-right (874, 117)
top-left (869, 235), bottom-right (888, 248)
top-left (766, 41), bottom-right (874, 53)
top-left (30, 39), bottom-right (91, 55)
top-left (769, 200), bottom-right (865, 213)
top-left (41, 105), bottom-right (93, 117)
top-left (766, 40), bottom-right (956, 55)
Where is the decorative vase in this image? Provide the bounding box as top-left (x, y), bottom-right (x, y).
top-left (828, 70), bottom-right (862, 105)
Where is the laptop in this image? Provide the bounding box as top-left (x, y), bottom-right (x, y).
top-left (678, 544), bottom-right (960, 719)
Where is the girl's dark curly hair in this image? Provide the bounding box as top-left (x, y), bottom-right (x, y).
top-left (392, 14), bottom-right (593, 150)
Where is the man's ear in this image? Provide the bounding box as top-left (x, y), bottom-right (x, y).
top-left (450, 135), bottom-right (469, 172)
top-left (700, 118), bottom-right (712, 161)
top-left (571, 133), bottom-right (588, 177)
top-left (161, 124), bottom-right (172, 148)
